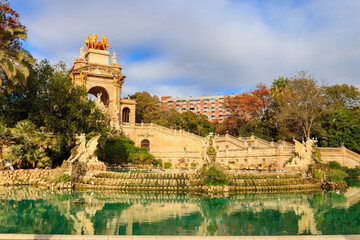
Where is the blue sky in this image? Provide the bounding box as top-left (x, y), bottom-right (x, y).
top-left (12, 0), bottom-right (360, 97)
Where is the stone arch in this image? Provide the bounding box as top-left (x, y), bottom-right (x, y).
top-left (88, 86), bottom-right (110, 106)
top-left (141, 139), bottom-right (150, 151)
top-left (122, 107), bottom-right (130, 122)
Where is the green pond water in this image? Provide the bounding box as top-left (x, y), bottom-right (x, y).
top-left (0, 183), bottom-right (360, 236)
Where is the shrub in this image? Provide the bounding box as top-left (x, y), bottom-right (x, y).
top-left (96, 137), bottom-right (134, 165)
top-left (207, 146), bottom-right (216, 162)
top-left (328, 161), bottom-right (342, 170)
top-left (313, 146), bottom-right (322, 163)
top-left (313, 169), bottom-right (323, 180)
top-left (153, 159), bottom-right (163, 167)
top-left (327, 168), bottom-right (348, 182)
top-left (44, 172), bottom-right (71, 183)
top-left (202, 165), bottom-right (228, 186)
top-left (96, 137), bottom-right (158, 166)
top-left (346, 179), bottom-right (360, 187)
top-left (346, 167), bottom-right (360, 179)
top-left (57, 174), bottom-right (71, 183)
top-left (327, 161), bottom-right (360, 179)
top-left (164, 162), bottom-right (171, 169)
top-left (129, 147), bottom-right (153, 164)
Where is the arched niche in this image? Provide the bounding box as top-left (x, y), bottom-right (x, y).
top-left (141, 139), bottom-right (150, 151)
top-left (88, 86), bottom-right (110, 106)
top-left (122, 107), bottom-right (130, 122)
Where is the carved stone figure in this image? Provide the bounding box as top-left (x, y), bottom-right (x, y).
top-left (79, 46), bottom-right (85, 58)
top-left (66, 134), bottom-right (106, 173)
top-left (205, 133), bottom-right (218, 164)
top-left (95, 92), bottom-right (106, 112)
top-left (286, 138), bottom-right (317, 174)
top-left (111, 51), bottom-right (118, 64)
top-left (68, 134), bottom-right (100, 164)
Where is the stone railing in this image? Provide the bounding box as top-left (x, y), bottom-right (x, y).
top-left (150, 151), bottom-right (202, 158)
top-left (319, 147), bottom-right (360, 166)
top-left (131, 123), bottom-right (205, 142)
top-left (254, 137), bottom-right (272, 148)
top-left (344, 148), bottom-right (360, 162)
top-left (217, 135), bottom-right (245, 149)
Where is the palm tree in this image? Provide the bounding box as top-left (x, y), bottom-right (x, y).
top-left (0, 25), bottom-right (34, 93)
top-left (270, 76), bottom-right (290, 105)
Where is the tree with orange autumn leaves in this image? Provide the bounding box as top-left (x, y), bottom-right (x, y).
top-left (217, 83), bottom-right (271, 136)
top-left (0, 0), bottom-right (27, 48)
top-left (222, 83), bottom-right (270, 121)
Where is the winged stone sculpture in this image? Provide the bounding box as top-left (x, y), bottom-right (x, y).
top-left (68, 134), bottom-right (101, 164)
top-left (1, 159), bottom-right (14, 172)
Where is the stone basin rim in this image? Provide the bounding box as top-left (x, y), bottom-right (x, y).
top-left (1, 234), bottom-right (360, 240)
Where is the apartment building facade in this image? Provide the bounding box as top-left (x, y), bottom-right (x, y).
top-left (160, 95), bottom-right (233, 122)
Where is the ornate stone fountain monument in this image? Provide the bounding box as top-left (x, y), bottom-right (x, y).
top-left (69, 34), bottom-right (136, 130)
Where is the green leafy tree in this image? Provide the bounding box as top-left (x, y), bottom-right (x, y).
top-left (175, 111), bottom-right (215, 136)
top-left (275, 72), bottom-right (327, 140)
top-left (238, 119), bottom-right (277, 141)
top-left (154, 109), bottom-right (179, 128)
top-left (0, 60), bottom-right (108, 166)
top-left (314, 108), bottom-right (360, 153)
top-left (325, 84), bottom-right (360, 110)
top-left (131, 91), bottom-right (160, 123)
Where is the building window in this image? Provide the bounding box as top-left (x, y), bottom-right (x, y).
top-left (122, 107), bottom-right (130, 122)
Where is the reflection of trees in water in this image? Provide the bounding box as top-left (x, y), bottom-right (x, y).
top-left (132, 212), bottom-right (203, 235)
top-left (0, 186), bottom-right (360, 236)
top-left (224, 210), bottom-right (299, 236)
top-left (309, 189), bottom-right (360, 235)
top-left (0, 199), bottom-right (74, 234)
top-left (317, 202), bottom-right (360, 234)
top-left (92, 203), bottom-right (130, 235)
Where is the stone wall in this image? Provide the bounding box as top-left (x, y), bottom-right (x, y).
top-left (75, 171), bottom-right (322, 192)
top-left (122, 123), bottom-right (205, 168)
top-left (122, 123), bottom-right (360, 169)
top-left (0, 169), bottom-right (72, 189)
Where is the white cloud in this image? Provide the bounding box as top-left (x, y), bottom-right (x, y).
top-left (14, 0), bottom-right (360, 97)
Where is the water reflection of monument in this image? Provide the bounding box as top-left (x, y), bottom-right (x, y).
top-left (1, 187), bottom-right (360, 236)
